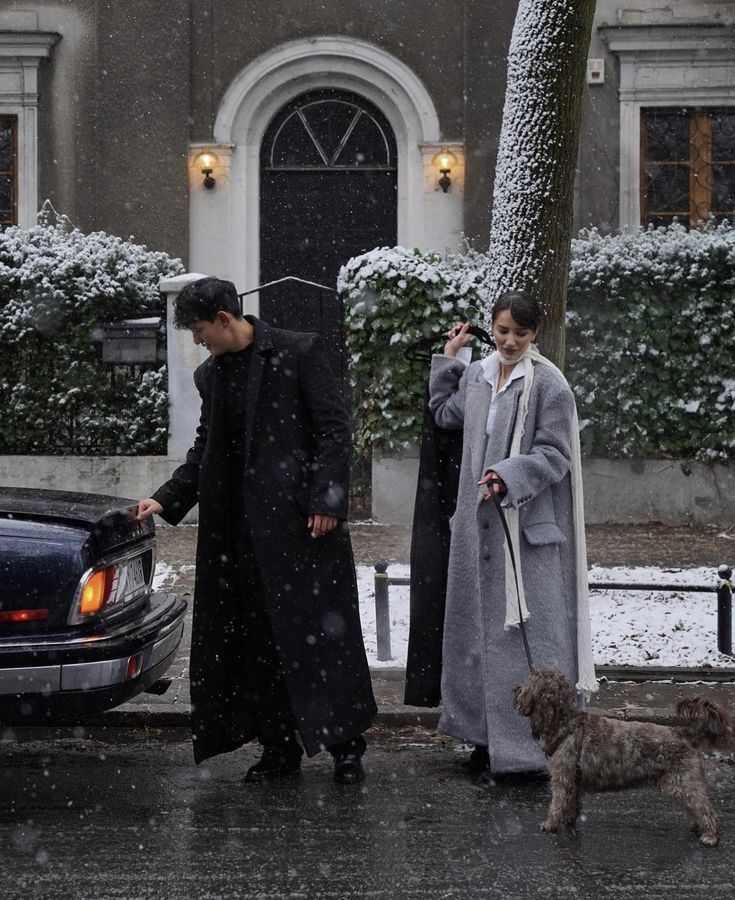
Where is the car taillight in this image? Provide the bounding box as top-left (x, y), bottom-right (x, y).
top-left (125, 654), bottom-right (142, 681)
top-left (79, 567), bottom-right (115, 615)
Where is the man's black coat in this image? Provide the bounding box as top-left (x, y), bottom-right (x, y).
top-left (153, 316), bottom-right (376, 763)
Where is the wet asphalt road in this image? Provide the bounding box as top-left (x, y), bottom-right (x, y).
top-left (1, 725), bottom-right (734, 900)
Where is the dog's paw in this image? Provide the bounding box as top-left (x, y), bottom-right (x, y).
top-left (540, 820), bottom-right (558, 833)
top-left (699, 832), bottom-right (719, 847)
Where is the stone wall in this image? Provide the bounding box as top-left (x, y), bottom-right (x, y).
top-left (3, 455), bottom-right (734, 526)
top-left (372, 456), bottom-right (735, 527)
top-left (0, 456), bottom-right (194, 522)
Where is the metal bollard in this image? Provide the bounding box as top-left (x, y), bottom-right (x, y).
top-left (373, 560), bottom-right (392, 662)
top-left (717, 565), bottom-right (733, 657)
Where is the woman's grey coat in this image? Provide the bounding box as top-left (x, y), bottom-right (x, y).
top-left (429, 354), bottom-right (581, 774)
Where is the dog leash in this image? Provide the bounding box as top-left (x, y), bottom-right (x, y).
top-left (486, 477), bottom-right (536, 676)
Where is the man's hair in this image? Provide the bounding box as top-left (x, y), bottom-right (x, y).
top-left (173, 276), bottom-right (242, 328)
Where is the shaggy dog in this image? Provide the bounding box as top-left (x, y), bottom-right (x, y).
top-left (513, 669), bottom-right (734, 846)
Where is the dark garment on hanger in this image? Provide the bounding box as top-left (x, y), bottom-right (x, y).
top-left (403, 388), bottom-right (462, 707)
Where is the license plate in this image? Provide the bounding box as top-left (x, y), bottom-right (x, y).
top-left (117, 556), bottom-right (146, 604)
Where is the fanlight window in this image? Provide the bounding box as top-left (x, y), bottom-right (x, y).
top-left (265, 95), bottom-right (396, 171)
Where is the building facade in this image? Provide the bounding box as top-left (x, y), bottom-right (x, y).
top-left (0, 0), bottom-right (516, 305)
top-left (580, 2), bottom-right (735, 234)
top-left (2, 1), bottom-right (733, 296)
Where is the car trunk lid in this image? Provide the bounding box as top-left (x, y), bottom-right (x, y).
top-left (0, 488), bottom-right (156, 631)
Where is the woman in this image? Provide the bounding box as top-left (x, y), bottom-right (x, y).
top-left (429, 290), bottom-right (597, 776)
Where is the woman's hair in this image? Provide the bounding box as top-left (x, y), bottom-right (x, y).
top-left (491, 290), bottom-right (541, 331)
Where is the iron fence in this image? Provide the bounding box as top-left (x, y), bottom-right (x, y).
top-left (372, 561), bottom-right (734, 664)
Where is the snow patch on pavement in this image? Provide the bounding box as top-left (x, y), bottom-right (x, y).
top-left (358, 564), bottom-right (733, 670)
top-left (152, 562), bottom-right (175, 591)
top-left (155, 559), bottom-right (733, 671)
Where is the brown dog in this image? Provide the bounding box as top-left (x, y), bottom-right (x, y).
top-left (513, 669), bottom-right (734, 846)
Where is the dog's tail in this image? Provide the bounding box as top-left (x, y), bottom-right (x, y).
top-left (676, 697), bottom-right (735, 750)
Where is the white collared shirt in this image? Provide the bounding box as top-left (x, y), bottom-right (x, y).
top-left (454, 348), bottom-right (528, 434)
top-left (479, 352), bottom-right (528, 435)
top-left (447, 348), bottom-right (527, 506)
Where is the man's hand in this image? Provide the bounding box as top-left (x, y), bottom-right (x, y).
top-left (137, 498), bottom-right (163, 520)
top-left (308, 514), bottom-right (338, 538)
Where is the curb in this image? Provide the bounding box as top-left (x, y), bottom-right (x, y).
top-left (59, 665), bottom-right (735, 732)
top-left (597, 665), bottom-right (735, 683)
top-left (373, 665), bottom-right (735, 684)
top-left (77, 704), bottom-right (682, 731)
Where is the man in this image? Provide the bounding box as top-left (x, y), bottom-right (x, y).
top-left (138, 276), bottom-right (375, 784)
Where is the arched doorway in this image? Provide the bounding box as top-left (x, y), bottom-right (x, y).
top-left (260, 88), bottom-right (398, 285)
top-left (259, 89), bottom-right (398, 377)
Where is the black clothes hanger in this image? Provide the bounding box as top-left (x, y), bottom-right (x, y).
top-left (404, 323), bottom-right (494, 361)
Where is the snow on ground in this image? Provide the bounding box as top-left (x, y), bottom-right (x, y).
top-left (357, 564), bottom-right (734, 670)
top-left (154, 560), bottom-right (733, 670)
top-left (152, 562), bottom-right (175, 591)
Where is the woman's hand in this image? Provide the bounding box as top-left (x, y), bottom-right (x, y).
top-left (443, 322), bottom-right (472, 357)
top-left (478, 470), bottom-right (506, 501)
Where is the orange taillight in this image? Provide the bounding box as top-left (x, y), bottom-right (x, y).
top-left (79, 568), bottom-right (113, 615)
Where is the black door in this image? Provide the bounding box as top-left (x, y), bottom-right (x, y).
top-left (259, 89), bottom-right (398, 379)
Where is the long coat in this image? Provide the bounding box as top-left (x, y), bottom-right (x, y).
top-left (403, 390), bottom-right (461, 707)
top-left (153, 317), bottom-right (376, 763)
top-left (429, 355), bottom-right (581, 774)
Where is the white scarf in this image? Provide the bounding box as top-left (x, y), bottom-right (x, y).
top-left (498, 347), bottom-right (598, 699)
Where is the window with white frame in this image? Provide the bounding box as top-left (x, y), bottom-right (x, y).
top-left (0, 30), bottom-right (59, 227)
top-left (602, 24), bottom-right (735, 231)
top-left (0, 115), bottom-right (17, 227)
top-left (641, 107), bottom-right (735, 228)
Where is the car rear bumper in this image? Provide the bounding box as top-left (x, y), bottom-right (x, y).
top-left (0, 592), bottom-right (187, 721)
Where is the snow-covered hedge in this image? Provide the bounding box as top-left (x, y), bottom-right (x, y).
top-left (566, 222), bottom-right (735, 461)
top-left (341, 223), bottom-right (735, 462)
top-left (339, 246), bottom-right (488, 456)
top-left (0, 216), bottom-right (183, 454)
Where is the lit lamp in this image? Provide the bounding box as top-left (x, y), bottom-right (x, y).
top-left (194, 150), bottom-right (218, 189)
top-left (434, 148), bottom-right (458, 193)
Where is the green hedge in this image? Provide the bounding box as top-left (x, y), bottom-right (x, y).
top-left (339, 246), bottom-right (488, 457)
top-left (340, 223), bottom-right (735, 462)
top-left (0, 217), bottom-right (183, 454)
top-left (566, 223), bottom-right (735, 461)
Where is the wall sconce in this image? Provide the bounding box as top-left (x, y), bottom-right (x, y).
top-left (434, 148), bottom-right (458, 193)
top-left (193, 150), bottom-right (218, 189)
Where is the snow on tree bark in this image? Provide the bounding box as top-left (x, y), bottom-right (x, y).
top-left (486, 0), bottom-right (595, 367)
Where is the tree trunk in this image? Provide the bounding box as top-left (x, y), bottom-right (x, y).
top-left (485, 0), bottom-right (595, 368)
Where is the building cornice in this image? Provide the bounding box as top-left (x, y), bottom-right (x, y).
top-left (0, 31), bottom-right (60, 60)
top-left (599, 22), bottom-right (735, 54)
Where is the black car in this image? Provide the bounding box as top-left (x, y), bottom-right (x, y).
top-left (0, 487), bottom-right (186, 722)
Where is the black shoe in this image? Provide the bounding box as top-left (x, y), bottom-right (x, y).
top-left (244, 744), bottom-right (303, 784)
top-left (333, 751), bottom-right (365, 785)
top-left (464, 745), bottom-right (491, 775)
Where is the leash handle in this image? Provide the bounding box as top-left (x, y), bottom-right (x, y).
top-left (486, 479), bottom-right (536, 675)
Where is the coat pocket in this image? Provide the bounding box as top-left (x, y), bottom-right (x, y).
top-left (522, 522), bottom-right (566, 546)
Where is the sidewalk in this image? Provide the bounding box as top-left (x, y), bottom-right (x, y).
top-left (95, 521), bottom-right (735, 730)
